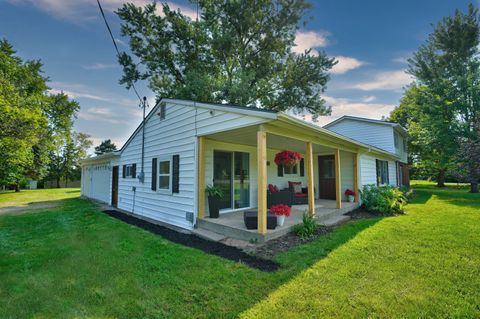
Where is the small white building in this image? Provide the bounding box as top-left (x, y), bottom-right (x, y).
top-left (81, 98), bottom-right (408, 241)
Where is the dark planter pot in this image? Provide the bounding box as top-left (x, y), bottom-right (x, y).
top-left (208, 196), bottom-right (221, 218)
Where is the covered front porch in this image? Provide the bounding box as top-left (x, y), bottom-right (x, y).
top-left (196, 199), bottom-right (358, 242)
top-left (196, 115), bottom-right (361, 241)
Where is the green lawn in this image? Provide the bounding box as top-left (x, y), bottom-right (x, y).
top-left (0, 183), bottom-right (479, 318)
top-left (0, 188), bottom-right (80, 208)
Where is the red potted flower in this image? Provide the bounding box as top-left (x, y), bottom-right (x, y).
top-left (345, 189), bottom-right (356, 203)
top-left (274, 150), bottom-right (302, 168)
top-left (270, 204), bottom-right (291, 226)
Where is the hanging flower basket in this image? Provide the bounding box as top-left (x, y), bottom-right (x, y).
top-left (274, 150), bottom-right (302, 167)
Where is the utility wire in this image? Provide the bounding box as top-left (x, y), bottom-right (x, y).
top-left (96, 0), bottom-right (143, 103)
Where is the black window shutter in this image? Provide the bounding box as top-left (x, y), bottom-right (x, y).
top-left (122, 165), bottom-right (126, 178)
top-left (172, 155), bottom-right (180, 193)
top-left (151, 158), bottom-right (157, 191)
top-left (132, 163), bottom-right (136, 178)
top-left (299, 158), bottom-right (305, 176)
top-left (277, 164), bottom-right (283, 177)
top-left (376, 159), bottom-right (380, 186)
top-left (385, 161), bottom-right (390, 184)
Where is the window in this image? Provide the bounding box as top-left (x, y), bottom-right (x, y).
top-left (376, 160), bottom-right (389, 186)
top-left (158, 158), bottom-right (171, 191)
top-left (323, 159), bottom-right (335, 178)
top-left (283, 163), bottom-right (298, 175)
top-left (123, 163), bottom-right (136, 178)
top-left (394, 132), bottom-right (399, 149)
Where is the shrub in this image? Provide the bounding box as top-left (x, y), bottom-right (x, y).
top-left (360, 184), bottom-right (407, 215)
top-left (293, 213), bottom-right (319, 239)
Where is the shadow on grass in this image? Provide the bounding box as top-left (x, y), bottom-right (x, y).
top-left (411, 185), bottom-right (480, 209)
top-left (275, 217), bottom-right (383, 273)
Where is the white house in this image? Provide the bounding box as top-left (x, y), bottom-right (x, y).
top-left (80, 98), bottom-right (408, 241)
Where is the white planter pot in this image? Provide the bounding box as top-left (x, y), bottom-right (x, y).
top-left (348, 195), bottom-right (355, 203)
top-left (277, 215), bottom-right (286, 227)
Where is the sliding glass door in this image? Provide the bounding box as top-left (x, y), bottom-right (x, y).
top-left (213, 151), bottom-right (250, 210)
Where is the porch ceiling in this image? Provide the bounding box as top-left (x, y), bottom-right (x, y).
top-left (206, 126), bottom-right (336, 154)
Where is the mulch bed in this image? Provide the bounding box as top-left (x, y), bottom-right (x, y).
top-left (249, 226), bottom-right (333, 259)
top-left (102, 210), bottom-right (280, 272)
top-left (345, 207), bottom-right (380, 219)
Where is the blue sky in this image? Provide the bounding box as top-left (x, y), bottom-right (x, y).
top-left (0, 0), bottom-right (472, 151)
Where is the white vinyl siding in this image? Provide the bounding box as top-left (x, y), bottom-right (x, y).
top-left (116, 101), bottom-right (272, 230)
top-left (359, 154), bottom-right (397, 187)
top-left (326, 119), bottom-right (396, 153)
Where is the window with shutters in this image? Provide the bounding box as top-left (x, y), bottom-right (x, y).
top-left (158, 157), bottom-right (172, 192)
top-left (376, 159), bottom-right (389, 186)
top-left (125, 164), bottom-right (136, 178)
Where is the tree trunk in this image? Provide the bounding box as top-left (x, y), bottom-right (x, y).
top-left (14, 183), bottom-right (20, 192)
top-left (471, 182), bottom-right (479, 193)
top-left (437, 169), bottom-right (446, 187)
top-left (56, 178), bottom-right (60, 188)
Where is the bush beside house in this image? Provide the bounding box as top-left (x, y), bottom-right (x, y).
top-left (360, 185), bottom-right (408, 215)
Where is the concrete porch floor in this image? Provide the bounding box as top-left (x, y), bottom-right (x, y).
top-left (195, 200), bottom-right (358, 243)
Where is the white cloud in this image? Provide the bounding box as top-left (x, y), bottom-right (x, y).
top-left (362, 95), bottom-right (376, 102)
top-left (308, 95), bottom-right (396, 126)
top-left (82, 63), bottom-right (117, 70)
top-left (392, 55), bottom-right (410, 64)
top-left (293, 30), bottom-right (329, 55)
top-left (330, 56), bottom-right (365, 74)
top-left (49, 88), bottom-right (110, 102)
top-left (347, 70), bottom-right (412, 91)
top-left (7, 0), bottom-right (198, 22)
top-left (49, 81), bottom-right (140, 107)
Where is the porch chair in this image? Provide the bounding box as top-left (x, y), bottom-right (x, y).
top-left (288, 181), bottom-right (309, 205)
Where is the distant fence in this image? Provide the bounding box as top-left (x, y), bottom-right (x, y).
top-left (44, 180), bottom-right (81, 189)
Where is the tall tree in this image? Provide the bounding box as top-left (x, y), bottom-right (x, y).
top-left (0, 39), bottom-right (80, 190)
top-left (116, 0), bottom-right (336, 120)
top-left (46, 132), bottom-right (92, 187)
top-left (0, 39), bottom-right (48, 191)
top-left (94, 139), bottom-right (117, 155)
top-left (398, 4), bottom-right (480, 187)
top-left (452, 123), bottom-right (480, 192)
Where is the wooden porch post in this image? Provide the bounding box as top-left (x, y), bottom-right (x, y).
top-left (306, 142), bottom-right (315, 217)
top-left (335, 149), bottom-right (342, 209)
top-left (197, 136), bottom-right (206, 219)
top-left (353, 153), bottom-right (359, 203)
top-left (257, 127), bottom-right (267, 234)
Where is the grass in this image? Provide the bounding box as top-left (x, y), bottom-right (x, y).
top-left (0, 188), bottom-right (80, 208)
top-left (0, 182), bottom-right (479, 318)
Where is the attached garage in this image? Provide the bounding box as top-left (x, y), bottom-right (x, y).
top-left (80, 153), bottom-right (119, 205)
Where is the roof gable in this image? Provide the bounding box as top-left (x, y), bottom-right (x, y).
top-left (324, 115), bottom-right (407, 135)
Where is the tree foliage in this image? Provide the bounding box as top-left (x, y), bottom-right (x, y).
top-left (46, 132), bottom-right (93, 188)
top-left (391, 4), bottom-right (480, 187)
top-left (94, 139), bottom-right (117, 155)
top-left (451, 123), bottom-right (480, 192)
top-left (0, 39), bottom-right (80, 190)
top-left (116, 0), bottom-right (336, 119)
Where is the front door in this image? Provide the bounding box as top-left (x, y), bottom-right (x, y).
top-left (213, 151), bottom-right (250, 210)
top-left (111, 166), bottom-right (119, 207)
top-left (318, 155), bottom-right (336, 200)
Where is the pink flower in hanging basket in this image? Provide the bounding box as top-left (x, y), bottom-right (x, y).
top-left (270, 204), bottom-right (292, 217)
top-left (274, 150), bottom-right (302, 167)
